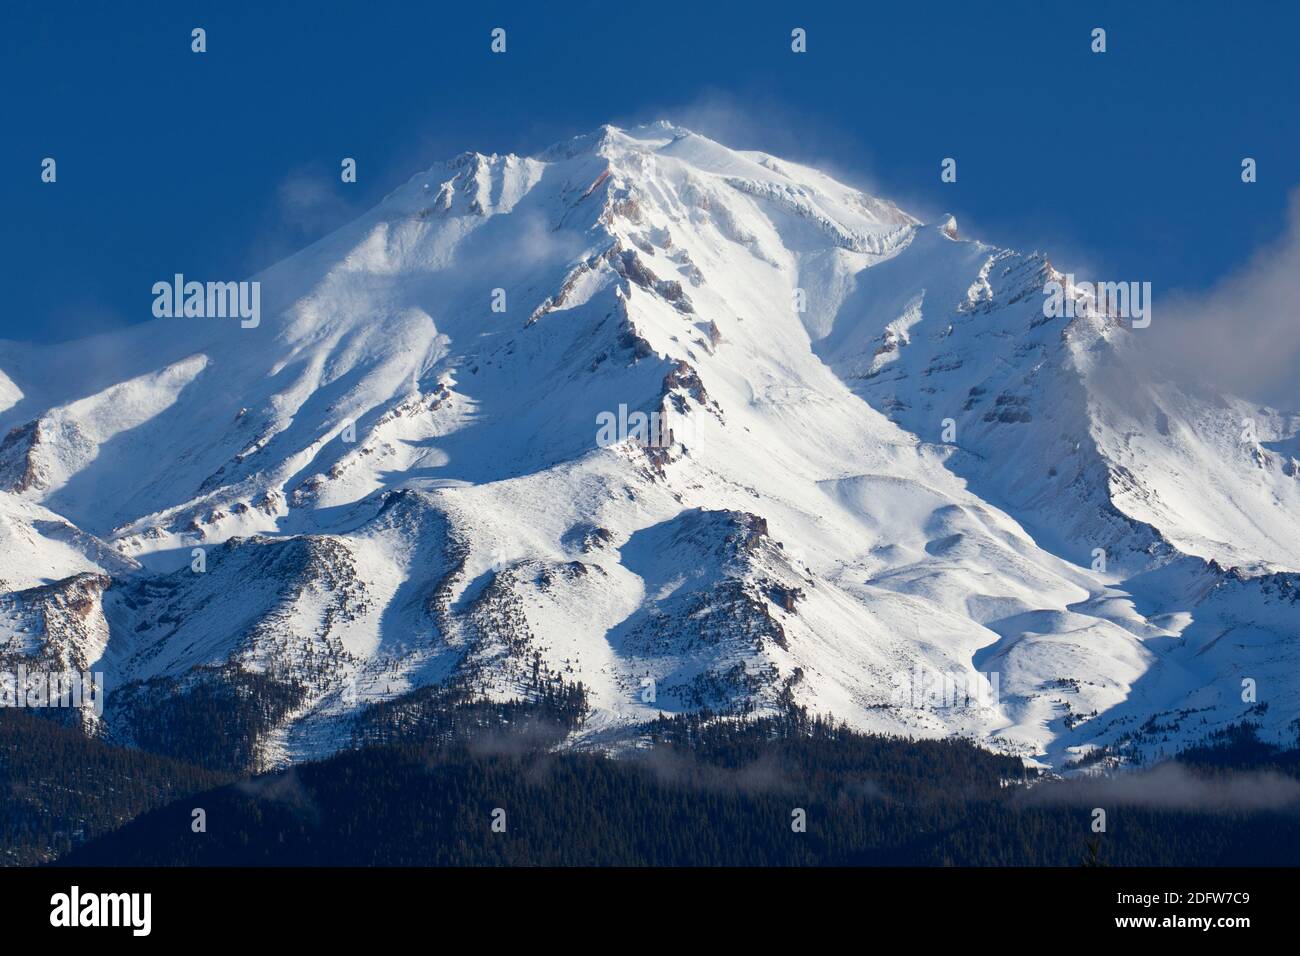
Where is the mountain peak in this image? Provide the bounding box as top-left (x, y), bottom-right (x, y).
top-left (3, 122), bottom-right (1297, 774)
top-left (537, 120), bottom-right (696, 162)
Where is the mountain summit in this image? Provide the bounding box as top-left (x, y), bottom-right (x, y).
top-left (1, 124), bottom-right (1296, 771)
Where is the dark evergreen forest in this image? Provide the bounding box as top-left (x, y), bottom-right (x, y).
top-left (5, 694), bottom-right (1295, 867)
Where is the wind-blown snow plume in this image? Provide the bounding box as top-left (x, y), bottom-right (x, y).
top-left (1144, 189), bottom-right (1300, 410)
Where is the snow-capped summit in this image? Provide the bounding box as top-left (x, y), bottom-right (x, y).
top-left (0, 124), bottom-right (1295, 770)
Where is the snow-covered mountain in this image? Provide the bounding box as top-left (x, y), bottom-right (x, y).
top-left (1, 122), bottom-right (1295, 770)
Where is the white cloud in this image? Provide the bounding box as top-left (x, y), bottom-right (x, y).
top-left (1143, 189), bottom-right (1300, 410)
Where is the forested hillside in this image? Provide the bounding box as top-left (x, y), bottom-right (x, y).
top-left (51, 713), bottom-right (1300, 867)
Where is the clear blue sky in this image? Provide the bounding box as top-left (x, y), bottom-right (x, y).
top-left (3, 0), bottom-right (1297, 342)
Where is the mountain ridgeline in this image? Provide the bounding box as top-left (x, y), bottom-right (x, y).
top-left (0, 122), bottom-right (1297, 782)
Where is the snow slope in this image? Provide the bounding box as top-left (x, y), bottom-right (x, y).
top-left (0, 122), bottom-right (1294, 769)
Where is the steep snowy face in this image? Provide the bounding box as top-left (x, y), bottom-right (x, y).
top-left (812, 227), bottom-right (1300, 576)
top-left (0, 122), bottom-right (1295, 771)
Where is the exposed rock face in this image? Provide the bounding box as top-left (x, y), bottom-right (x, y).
top-left (0, 420), bottom-right (47, 493)
top-left (0, 572), bottom-right (112, 731)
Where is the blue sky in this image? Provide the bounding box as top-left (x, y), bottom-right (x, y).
top-left (3, 0), bottom-right (1297, 342)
